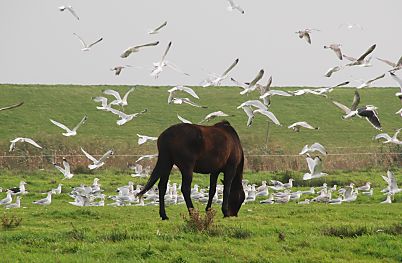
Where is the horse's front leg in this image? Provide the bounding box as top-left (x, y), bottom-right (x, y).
top-left (206, 172), bottom-right (219, 211)
top-left (158, 174), bottom-right (170, 220)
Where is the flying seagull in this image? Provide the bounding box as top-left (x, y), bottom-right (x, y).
top-left (376, 56), bottom-right (402, 72)
top-left (202, 58), bottom-right (239, 87)
top-left (374, 129), bottom-right (402, 145)
top-left (168, 86), bottom-right (199, 104)
top-left (73, 33), bottom-right (103, 51)
top-left (120, 41), bottom-right (159, 58)
top-left (135, 154), bottom-right (158, 163)
top-left (256, 76), bottom-right (273, 106)
top-left (150, 41), bottom-right (189, 78)
top-left (356, 74), bottom-right (385, 89)
top-left (81, 148), bottom-right (114, 170)
top-left (49, 115), bottom-right (87, 137)
top-left (200, 111), bottom-right (229, 123)
top-left (110, 65), bottom-right (141, 76)
top-left (92, 96), bottom-right (111, 111)
top-left (54, 157), bottom-right (74, 179)
top-left (253, 108), bottom-right (281, 126)
top-left (389, 72), bottom-right (402, 101)
top-left (288, 121), bottom-right (319, 132)
top-left (0, 102), bottom-right (23, 112)
top-left (59, 5), bottom-right (79, 20)
top-left (303, 155), bottom-right (328, 180)
top-left (295, 28), bottom-right (319, 44)
top-left (171, 98), bottom-right (207, 108)
top-left (240, 106), bottom-right (254, 127)
top-left (109, 108), bottom-right (147, 126)
top-left (137, 134), bottom-right (158, 145)
top-left (240, 69), bottom-right (265, 95)
top-left (324, 44), bottom-right (343, 60)
top-left (324, 66), bottom-right (342, 78)
top-left (148, 21), bottom-right (167, 34)
top-left (9, 137), bottom-right (42, 152)
top-left (344, 44), bottom-right (376, 66)
top-left (103, 88), bottom-right (135, 107)
top-left (226, 0), bottom-right (245, 14)
top-left (299, 143), bottom-right (327, 156)
top-left (332, 90), bottom-right (361, 119)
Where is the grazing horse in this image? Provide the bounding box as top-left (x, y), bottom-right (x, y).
top-left (137, 120), bottom-right (245, 220)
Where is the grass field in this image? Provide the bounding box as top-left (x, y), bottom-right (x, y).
top-left (0, 84), bottom-right (401, 171)
top-left (0, 169), bottom-right (401, 263)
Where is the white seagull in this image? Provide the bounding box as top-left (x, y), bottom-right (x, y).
top-left (135, 154), bottom-right (158, 163)
top-left (81, 148), bottom-right (114, 170)
top-left (200, 111), bottom-right (229, 123)
top-left (253, 108), bottom-right (281, 126)
top-left (390, 72), bottom-right (402, 101)
top-left (202, 58), bottom-right (239, 87)
top-left (356, 74), bottom-right (385, 89)
top-left (50, 115), bottom-right (87, 137)
top-left (374, 129), bottom-right (402, 145)
top-left (177, 114), bottom-right (192, 124)
top-left (381, 170), bottom-right (402, 195)
top-left (344, 44), bottom-right (376, 67)
top-left (168, 86), bottom-right (199, 104)
top-left (92, 96), bottom-right (112, 111)
top-left (303, 155), bottom-right (328, 180)
top-left (240, 69), bottom-right (264, 95)
top-left (295, 28), bottom-right (319, 44)
top-left (103, 87), bottom-right (135, 107)
top-left (9, 137), bottom-right (42, 152)
top-left (5, 196), bottom-right (21, 209)
top-left (54, 157), bottom-right (74, 179)
top-left (0, 190), bottom-right (13, 205)
top-left (148, 21), bottom-right (167, 34)
top-left (120, 41), bottom-right (159, 58)
top-left (171, 98), bottom-right (207, 108)
top-left (73, 33), bottom-right (103, 51)
top-left (332, 90), bottom-right (360, 119)
top-left (324, 44), bottom-right (343, 60)
top-left (150, 41), bottom-right (189, 78)
top-left (226, 0), bottom-right (245, 14)
top-left (299, 142), bottom-right (327, 156)
top-left (33, 192), bottom-right (52, 205)
top-left (59, 5), bottom-right (79, 20)
top-left (109, 108), bottom-right (147, 126)
top-left (377, 56), bottom-right (402, 72)
top-left (137, 134), bottom-right (158, 145)
top-left (324, 66), bottom-right (342, 78)
top-left (240, 106), bottom-right (254, 127)
top-left (288, 121), bottom-right (319, 132)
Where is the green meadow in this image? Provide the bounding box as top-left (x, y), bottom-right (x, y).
top-left (0, 85), bottom-right (401, 262)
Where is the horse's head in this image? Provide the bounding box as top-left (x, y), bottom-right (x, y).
top-left (226, 180), bottom-right (245, 217)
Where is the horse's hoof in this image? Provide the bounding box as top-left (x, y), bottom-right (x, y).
top-left (161, 216), bottom-right (169, 220)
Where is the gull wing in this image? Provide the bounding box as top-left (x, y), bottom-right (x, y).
top-left (295, 121), bottom-right (315, 129)
top-left (122, 87), bottom-right (135, 103)
top-left (24, 138), bottom-right (42, 149)
top-left (135, 154), bottom-right (158, 163)
top-left (331, 81), bottom-right (350, 88)
top-left (173, 86), bottom-right (199, 99)
top-left (181, 98), bottom-right (207, 108)
top-left (137, 134), bottom-right (147, 145)
top-left (50, 119), bottom-right (71, 132)
top-left (311, 143), bottom-right (327, 155)
top-left (334, 47), bottom-right (343, 60)
top-left (73, 33), bottom-right (87, 48)
top-left (53, 163), bottom-right (65, 174)
top-left (93, 96), bottom-right (108, 105)
top-left (67, 6), bottom-right (79, 20)
top-left (350, 91), bottom-right (360, 111)
top-left (242, 106), bottom-right (254, 127)
top-left (387, 170), bottom-right (399, 190)
top-left (357, 44), bottom-right (376, 61)
top-left (81, 147), bottom-right (98, 163)
top-left (260, 90), bottom-right (293, 99)
top-left (98, 150), bottom-right (113, 163)
top-left (397, 56), bottom-right (402, 67)
top-left (103, 89), bottom-right (122, 101)
top-left (299, 145), bottom-right (309, 155)
top-left (222, 58), bottom-right (239, 77)
top-left (88, 37), bottom-right (103, 48)
top-left (332, 100), bottom-right (351, 114)
top-left (161, 41), bottom-right (172, 61)
top-left (390, 72), bottom-right (402, 89)
top-left (253, 109), bottom-right (281, 125)
top-left (342, 55), bottom-right (357, 62)
top-left (312, 156), bottom-right (323, 174)
top-left (135, 41), bottom-right (160, 49)
top-left (73, 115), bottom-right (87, 131)
top-left (248, 69), bottom-right (264, 88)
top-left (306, 156), bottom-right (315, 173)
top-left (165, 61), bottom-right (190, 76)
top-left (109, 107), bottom-right (129, 119)
top-left (374, 133), bottom-right (391, 141)
top-left (357, 108), bottom-right (382, 130)
top-left (230, 77), bottom-right (248, 90)
top-left (177, 114), bottom-right (192, 124)
top-left (393, 128), bottom-right (402, 140)
top-left (149, 21), bottom-right (167, 34)
top-left (376, 57), bottom-right (397, 67)
top-left (0, 102), bottom-right (23, 111)
top-left (63, 158), bottom-right (71, 174)
top-left (237, 100), bottom-right (268, 111)
top-left (367, 74), bottom-right (385, 85)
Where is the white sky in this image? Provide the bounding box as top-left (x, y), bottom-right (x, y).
top-left (0, 0), bottom-right (401, 87)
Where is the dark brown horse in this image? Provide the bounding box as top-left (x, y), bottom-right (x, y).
top-left (137, 120), bottom-right (245, 220)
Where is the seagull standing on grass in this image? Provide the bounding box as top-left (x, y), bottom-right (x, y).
top-left (50, 115), bottom-right (87, 137)
top-left (81, 148), bottom-right (114, 170)
top-left (73, 33), bottom-right (103, 51)
top-left (9, 181), bottom-right (28, 195)
top-left (5, 196), bottom-right (21, 209)
top-left (120, 41), bottom-right (159, 58)
top-left (33, 192), bottom-right (52, 205)
top-left (59, 5), bottom-right (79, 20)
top-left (9, 137), bottom-right (42, 152)
top-left (288, 121), bottom-right (319, 132)
top-left (54, 158), bottom-right (74, 179)
top-left (0, 190), bottom-right (13, 205)
top-left (148, 21), bottom-right (167, 34)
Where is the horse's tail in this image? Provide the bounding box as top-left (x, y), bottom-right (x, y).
top-left (136, 147), bottom-right (173, 197)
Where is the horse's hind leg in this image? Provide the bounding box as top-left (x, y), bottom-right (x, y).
top-left (206, 172), bottom-right (219, 211)
top-left (222, 166), bottom-right (236, 217)
top-left (179, 165), bottom-right (195, 213)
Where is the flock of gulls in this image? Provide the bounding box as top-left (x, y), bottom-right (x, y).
top-left (1, 2), bottom-right (401, 209)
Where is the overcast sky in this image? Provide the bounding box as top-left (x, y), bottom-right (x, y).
top-left (1, 0), bottom-right (401, 87)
